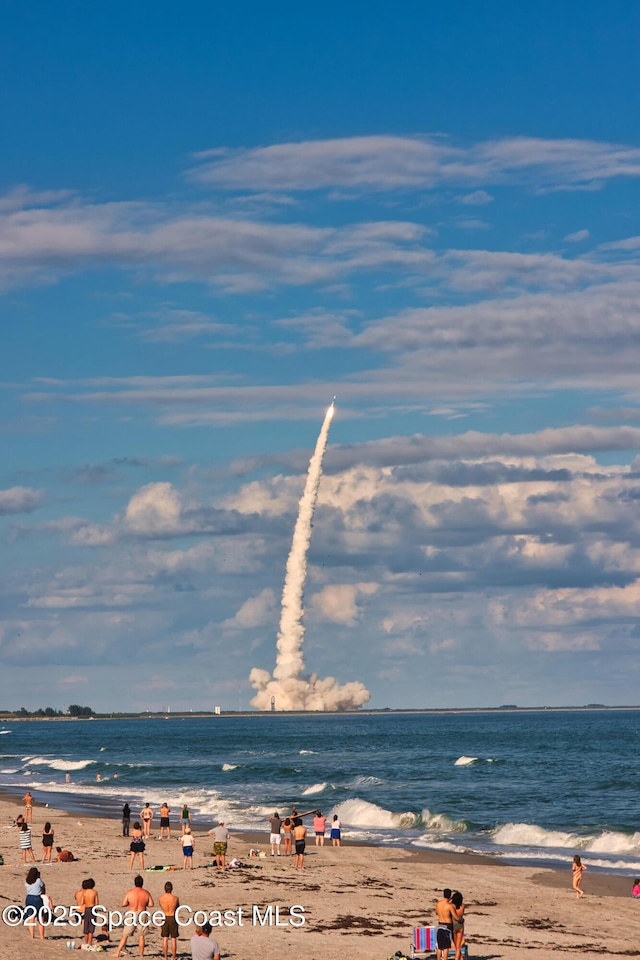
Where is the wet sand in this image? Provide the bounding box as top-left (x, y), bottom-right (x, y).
top-left (1, 792), bottom-right (638, 959)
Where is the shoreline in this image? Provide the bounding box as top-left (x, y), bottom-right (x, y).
top-left (3, 784), bottom-right (638, 880)
top-left (1, 793), bottom-right (638, 960)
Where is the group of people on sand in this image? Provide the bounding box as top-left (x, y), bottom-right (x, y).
top-left (122, 800), bottom-right (229, 872)
top-left (12, 792), bottom-right (76, 864)
top-left (124, 802), bottom-right (193, 841)
top-left (20, 867), bottom-right (221, 960)
top-left (267, 807), bottom-right (342, 869)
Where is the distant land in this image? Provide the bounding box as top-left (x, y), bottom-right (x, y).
top-left (1, 704), bottom-right (639, 721)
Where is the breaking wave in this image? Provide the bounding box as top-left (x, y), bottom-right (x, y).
top-left (221, 764), bottom-right (238, 771)
top-left (302, 782), bottom-right (334, 796)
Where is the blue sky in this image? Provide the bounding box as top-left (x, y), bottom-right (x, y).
top-left (2, 2), bottom-right (640, 711)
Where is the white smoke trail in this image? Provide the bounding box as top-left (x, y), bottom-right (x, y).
top-left (250, 401), bottom-right (370, 711)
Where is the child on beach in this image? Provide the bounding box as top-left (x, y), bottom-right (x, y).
top-left (632, 879), bottom-right (640, 898)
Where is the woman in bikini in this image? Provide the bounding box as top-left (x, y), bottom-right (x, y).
top-left (572, 854), bottom-right (586, 898)
top-left (282, 817), bottom-right (293, 856)
top-left (129, 821), bottom-right (145, 871)
top-left (450, 890), bottom-right (465, 960)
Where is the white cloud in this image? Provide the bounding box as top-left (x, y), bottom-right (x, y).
top-left (124, 482), bottom-right (184, 535)
top-left (0, 486), bottom-right (43, 515)
top-left (564, 229), bottom-right (590, 243)
top-left (189, 134), bottom-right (640, 192)
top-left (457, 190), bottom-right (494, 206)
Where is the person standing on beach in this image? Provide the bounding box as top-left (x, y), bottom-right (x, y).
top-left (41, 821), bottom-right (55, 863)
top-left (293, 818), bottom-right (307, 869)
top-left (181, 826), bottom-right (195, 869)
top-left (450, 890), bottom-right (465, 960)
top-left (313, 811), bottom-right (327, 846)
top-left (282, 817), bottom-right (293, 856)
top-left (268, 811), bottom-right (282, 856)
top-left (20, 822), bottom-right (36, 863)
top-left (190, 922), bottom-right (220, 960)
top-left (330, 814), bottom-right (341, 846)
top-left (181, 804), bottom-right (191, 834)
top-left (435, 888), bottom-right (455, 960)
top-left (158, 802), bottom-right (172, 840)
top-left (24, 866), bottom-right (46, 940)
top-left (76, 878), bottom-right (99, 948)
top-left (129, 821), bottom-right (146, 871)
top-left (122, 803), bottom-right (131, 837)
top-left (23, 791), bottom-right (34, 823)
top-left (114, 875), bottom-right (154, 958)
top-left (140, 803), bottom-right (154, 838)
top-left (572, 855), bottom-right (587, 898)
top-left (208, 821), bottom-right (229, 869)
top-left (159, 880), bottom-right (180, 960)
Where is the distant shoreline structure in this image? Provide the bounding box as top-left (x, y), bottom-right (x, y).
top-left (1, 704), bottom-right (639, 721)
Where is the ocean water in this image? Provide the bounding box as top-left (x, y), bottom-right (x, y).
top-left (1, 710), bottom-right (639, 873)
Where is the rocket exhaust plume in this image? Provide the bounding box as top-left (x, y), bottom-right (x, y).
top-left (250, 400), bottom-right (370, 711)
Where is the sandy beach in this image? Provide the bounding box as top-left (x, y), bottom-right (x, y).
top-left (1, 791), bottom-right (639, 959)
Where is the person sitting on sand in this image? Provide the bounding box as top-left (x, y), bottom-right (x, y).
top-left (633, 879), bottom-right (640, 898)
top-left (572, 854), bottom-right (587, 898)
top-left (56, 846), bottom-right (76, 862)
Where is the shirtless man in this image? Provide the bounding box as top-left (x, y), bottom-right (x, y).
top-left (23, 791), bottom-right (33, 823)
top-left (140, 803), bottom-right (154, 838)
top-left (435, 888), bottom-right (455, 960)
top-left (114, 875), bottom-right (154, 958)
top-left (159, 880), bottom-right (179, 960)
top-left (293, 819), bottom-right (307, 870)
top-left (158, 802), bottom-right (171, 840)
top-left (75, 878), bottom-right (99, 948)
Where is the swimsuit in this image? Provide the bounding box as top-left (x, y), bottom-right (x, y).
top-left (436, 924), bottom-right (453, 950)
top-left (295, 839), bottom-right (306, 854)
top-left (130, 838), bottom-right (145, 853)
top-left (42, 834), bottom-right (54, 847)
top-left (160, 817), bottom-right (170, 827)
top-left (161, 916), bottom-right (179, 938)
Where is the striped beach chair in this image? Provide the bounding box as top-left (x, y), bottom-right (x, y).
top-left (412, 927), bottom-right (437, 956)
top-left (411, 926), bottom-right (469, 958)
